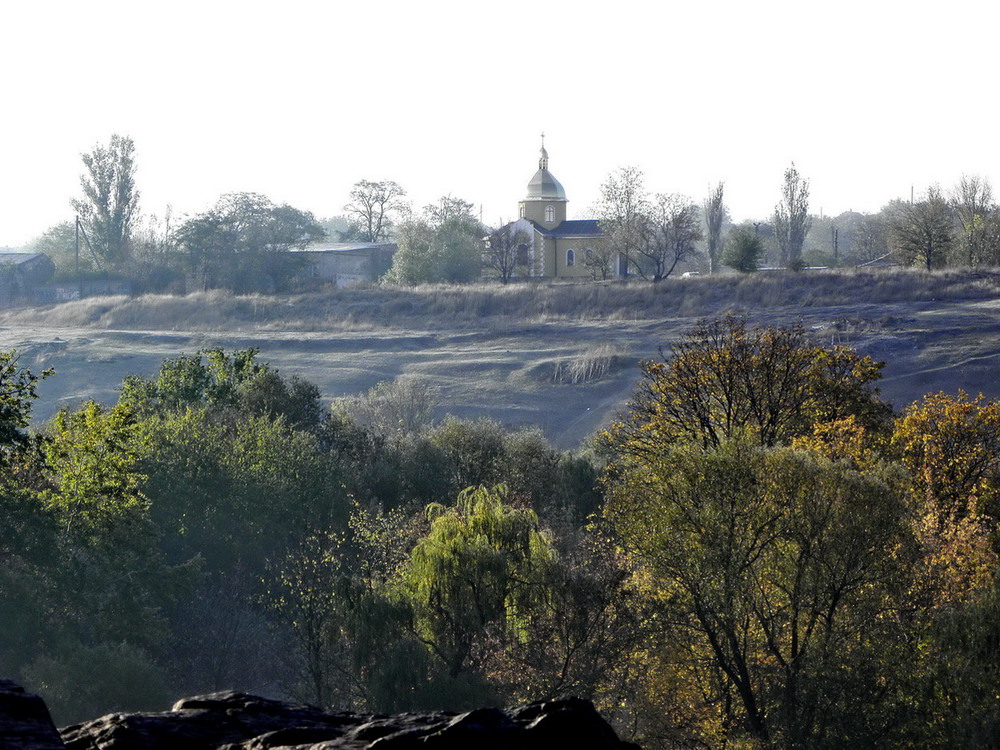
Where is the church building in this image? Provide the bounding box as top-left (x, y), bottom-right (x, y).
top-left (505, 140), bottom-right (614, 279)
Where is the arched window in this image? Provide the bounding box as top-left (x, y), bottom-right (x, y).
top-left (519, 204), bottom-right (525, 218)
top-left (566, 248), bottom-right (575, 267)
top-left (545, 205), bottom-right (554, 223)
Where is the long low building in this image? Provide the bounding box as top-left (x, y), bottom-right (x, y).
top-left (291, 242), bottom-right (397, 286)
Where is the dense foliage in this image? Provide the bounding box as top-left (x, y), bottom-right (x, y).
top-left (4, 322), bottom-right (1000, 748)
top-left (174, 193), bottom-right (325, 293)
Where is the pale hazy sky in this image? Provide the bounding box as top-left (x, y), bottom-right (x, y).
top-left (2, 0), bottom-right (997, 247)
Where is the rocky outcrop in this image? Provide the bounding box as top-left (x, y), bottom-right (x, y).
top-left (0, 680), bottom-right (64, 750)
top-left (1, 683), bottom-right (640, 750)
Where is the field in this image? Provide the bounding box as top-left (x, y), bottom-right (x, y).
top-left (3, 268), bottom-right (1000, 448)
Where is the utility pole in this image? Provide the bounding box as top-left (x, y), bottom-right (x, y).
top-left (75, 216), bottom-right (97, 299)
top-left (75, 216), bottom-right (81, 298)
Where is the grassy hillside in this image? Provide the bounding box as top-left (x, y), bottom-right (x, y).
top-left (5, 267), bottom-right (1000, 330)
top-left (2, 268), bottom-right (1000, 447)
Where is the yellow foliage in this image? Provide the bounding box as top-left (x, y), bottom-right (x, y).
top-left (893, 390), bottom-right (1000, 520)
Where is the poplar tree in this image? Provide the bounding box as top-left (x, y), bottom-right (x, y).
top-left (773, 163), bottom-right (811, 268)
top-left (71, 134), bottom-right (139, 269)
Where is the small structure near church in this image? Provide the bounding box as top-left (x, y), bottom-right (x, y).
top-left (291, 242), bottom-right (397, 287)
top-left (500, 139), bottom-right (615, 279)
top-left (0, 252), bottom-right (55, 306)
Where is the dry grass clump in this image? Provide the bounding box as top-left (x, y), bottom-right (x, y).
top-left (550, 343), bottom-right (627, 384)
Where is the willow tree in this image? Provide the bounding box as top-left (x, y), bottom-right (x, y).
top-left (404, 485), bottom-right (555, 680)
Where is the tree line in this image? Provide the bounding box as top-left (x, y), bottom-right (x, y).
top-left (3, 321), bottom-right (1000, 746)
top-left (23, 134), bottom-right (1000, 293)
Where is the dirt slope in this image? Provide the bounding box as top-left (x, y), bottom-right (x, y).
top-left (2, 273), bottom-right (999, 449)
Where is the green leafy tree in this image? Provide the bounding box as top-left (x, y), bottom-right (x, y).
top-left (604, 440), bottom-right (914, 746)
top-left (0, 351), bottom-right (51, 460)
top-left (174, 193), bottom-right (325, 292)
top-left (722, 225), bottom-right (764, 272)
top-left (270, 503), bottom-right (426, 710)
top-left (70, 134), bottom-right (139, 269)
top-left (385, 196), bottom-right (485, 284)
top-left (138, 406), bottom-right (337, 577)
top-left (120, 347), bottom-right (324, 432)
top-left (404, 485), bottom-right (556, 681)
top-left (42, 402), bottom-right (180, 646)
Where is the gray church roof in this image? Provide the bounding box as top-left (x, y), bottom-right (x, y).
top-left (524, 138), bottom-right (568, 201)
top-left (525, 168), bottom-right (567, 202)
top-left (533, 219), bottom-right (602, 237)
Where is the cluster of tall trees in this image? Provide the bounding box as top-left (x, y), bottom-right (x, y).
top-left (601, 317), bottom-right (1000, 746)
top-left (383, 196), bottom-right (487, 285)
top-left (720, 172), bottom-right (1000, 273)
top-left (4, 322), bottom-right (1000, 746)
top-left (47, 136), bottom-right (488, 291)
top-left (594, 167), bottom-right (705, 281)
top-left (42, 135), bottom-right (328, 294)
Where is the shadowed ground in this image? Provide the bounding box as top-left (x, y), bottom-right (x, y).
top-left (3, 272), bottom-right (999, 449)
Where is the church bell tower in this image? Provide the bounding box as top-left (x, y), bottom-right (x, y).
top-left (519, 134), bottom-right (568, 230)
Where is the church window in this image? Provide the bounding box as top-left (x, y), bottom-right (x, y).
top-left (566, 248), bottom-right (575, 267)
top-left (519, 205), bottom-right (525, 218)
top-left (545, 205), bottom-right (554, 223)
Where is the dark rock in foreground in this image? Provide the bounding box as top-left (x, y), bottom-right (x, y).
top-left (0, 680), bottom-right (64, 750)
top-left (1, 682), bottom-right (640, 749)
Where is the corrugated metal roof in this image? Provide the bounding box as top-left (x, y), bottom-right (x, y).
top-left (0, 253), bottom-right (47, 265)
